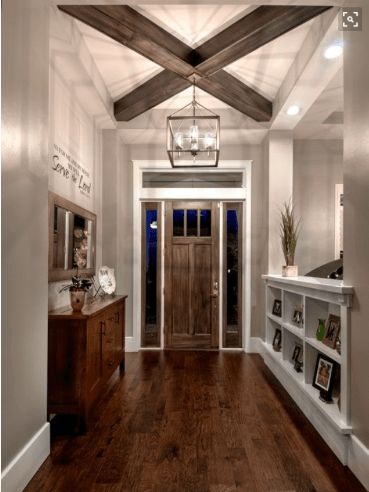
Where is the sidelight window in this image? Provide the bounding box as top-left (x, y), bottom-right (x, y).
top-left (142, 203), bottom-right (161, 347)
top-left (223, 203), bottom-right (243, 348)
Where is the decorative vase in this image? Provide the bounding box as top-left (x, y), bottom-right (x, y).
top-left (282, 265), bottom-right (298, 277)
top-left (70, 288), bottom-right (86, 312)
top-left (316, 318), bottom-right (326, 341)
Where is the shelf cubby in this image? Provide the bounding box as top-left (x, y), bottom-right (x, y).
top-left (283, 290), bottom-right (304, 326)
top-left (266, 285), bottom-right (282, 319)
top-left (266, 316), bottom-right (282, 346)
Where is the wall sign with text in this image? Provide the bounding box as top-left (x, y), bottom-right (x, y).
top-left (51, 144), bottom-right (92, 198)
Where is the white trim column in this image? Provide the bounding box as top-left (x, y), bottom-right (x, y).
top-left (267, 131), bottom-right (294, 274)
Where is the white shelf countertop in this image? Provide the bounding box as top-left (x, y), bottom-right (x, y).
top-left (262, 274), bottom-right (353, 295)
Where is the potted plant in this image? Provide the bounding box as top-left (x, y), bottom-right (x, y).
top-left (60, 274), bottom-right (92, 312)
top-left (280, 201), bottom-right (300, 277)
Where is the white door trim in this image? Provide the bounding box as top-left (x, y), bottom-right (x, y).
top-left (132, 159), bottom-right (252, 352)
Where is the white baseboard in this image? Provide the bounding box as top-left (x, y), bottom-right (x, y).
top-left (1, 422), bottom-right (50, 492)
top-left (348, 435), bottom-right (369, 491)
top-left (246, 336), bottom-right (263, 353)
top-left (125, 336), bottom-right (139, 352)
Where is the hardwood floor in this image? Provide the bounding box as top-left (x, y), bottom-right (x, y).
top-left (26, 352), bottom-right (364, 492)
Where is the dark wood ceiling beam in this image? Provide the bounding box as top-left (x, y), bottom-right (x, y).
top-left (194, 6), bottom-right (331, 76)
top-left (114, 69), bottom-right (272, 122)
top-left (59, 4), bottom-right (330, 122)
top-left (58, 5), bottom-right (197, 78)
top-left (197, 71), bottom-right (272, 122)
top-left (114, 70), bottom-right (191, 121)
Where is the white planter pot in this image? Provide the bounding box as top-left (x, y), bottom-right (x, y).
top-left (282, 265), bottom-right (298, 277)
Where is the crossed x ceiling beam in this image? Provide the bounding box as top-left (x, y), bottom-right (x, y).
top-left (58, 4), bottom-right (331, 122)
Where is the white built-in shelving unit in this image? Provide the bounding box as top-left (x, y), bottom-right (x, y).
top-left (262, 274), bottom-right (353, 464)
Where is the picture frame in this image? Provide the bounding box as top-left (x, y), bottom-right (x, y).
top-left (312, 354), bottom-right (337, 403)
top-left (323, 314), bottom-right (341, 349)
top-left (292, 343), bottom-right (303, 372)
top-left (272, 299), bottom-right (282, 317)
top-left (272, 328), bottom-right (282, 352)
top-left (292, 308), bottom-right (303, 326)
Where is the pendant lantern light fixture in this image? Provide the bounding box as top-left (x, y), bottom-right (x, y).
top-left (166, 80), bottom-right (220, 167)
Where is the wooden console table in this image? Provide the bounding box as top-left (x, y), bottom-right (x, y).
top-left (48, 295), bottom-right (127, 431)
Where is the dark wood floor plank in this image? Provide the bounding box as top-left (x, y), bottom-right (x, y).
top-left (25, 352), bottom-right (365, 492)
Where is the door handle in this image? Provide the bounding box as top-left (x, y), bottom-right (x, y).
top-left (211, 281), bottom-right (219, 297)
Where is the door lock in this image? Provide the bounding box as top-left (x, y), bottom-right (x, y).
top-left (211, 281), bottom-right (219, 297)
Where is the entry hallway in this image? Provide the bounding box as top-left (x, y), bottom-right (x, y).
top-left (26, 352), bottom-right (364, 492)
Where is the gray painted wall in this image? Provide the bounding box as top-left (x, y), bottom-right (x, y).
top-left (293, 139), bottom-right (343, 275)
top-left (102, 130), bottom-right (119, 268)
top-left (343, 0), bottom-right (369, 449)
top-left (117, 144), bottom-right (134, 337)
top-left (1, 0), bottom-right (49, 469)
top-left (102, 134), bottom-right (134, 336)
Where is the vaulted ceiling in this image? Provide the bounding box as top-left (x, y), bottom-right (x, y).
top-left (55, 3), bottom-right (344, 144)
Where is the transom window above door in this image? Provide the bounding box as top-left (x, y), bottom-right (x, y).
top-left (173, 209), bottom-right (211, 237)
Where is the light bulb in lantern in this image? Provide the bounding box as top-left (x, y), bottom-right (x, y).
top-left (174, 132), bottom-right (183, 149)
top-left (190, 125), bottom-right (198, 141)
top-left (191, 141), bottom-right (199, 156)
top-left (205, 133), bottom-right (214, 149)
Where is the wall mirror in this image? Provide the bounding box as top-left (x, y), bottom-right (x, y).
top-left (48, 192), bottom-right (96, 282)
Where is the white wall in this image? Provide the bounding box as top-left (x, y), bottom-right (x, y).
top-left (101, 132), bottom-right (133, 336)
top-left (267, 131), bottom-right (294, 274)
top-left (48, 7), bottom-right (103, 310)
top-left (293, 139), bottom-right (343, 274)
top-left (343, 0), bottom-right (369, 458)
top-left (1, 0), bottom-right (50, 480)
top-left (117, 144), bottom-right (134, 336)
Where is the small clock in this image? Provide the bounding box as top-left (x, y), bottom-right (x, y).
top-left (98, 266), bottom-right (116, 295)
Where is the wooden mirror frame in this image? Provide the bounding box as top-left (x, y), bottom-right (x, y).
top-left (48, 191), bottom-right (97, 282)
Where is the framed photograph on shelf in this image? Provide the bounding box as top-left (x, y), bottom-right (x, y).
top-left (312, 354), bottom-right (337, 403)
top-left (272, 300), bottom-right (282, 317)
top-left (292, 343), bottom-right (303, 372)
top-left (323, 314), bottom-right (341, 349)
top-left (272, 328), bottom-right (282, 352)
top-left (292, 308), bottom-right (303, 326)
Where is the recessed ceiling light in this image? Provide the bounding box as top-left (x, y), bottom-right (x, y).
top-left (287, 105), bottom-right (300, 116)
top-left (324, 43), bottom-right (343, 60)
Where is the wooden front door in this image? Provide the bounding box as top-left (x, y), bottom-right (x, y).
top-left (164, 201), bottom-right (219, 349)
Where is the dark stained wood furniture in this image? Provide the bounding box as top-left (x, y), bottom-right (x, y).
top-left (48, 296), bottom-right (127, 431)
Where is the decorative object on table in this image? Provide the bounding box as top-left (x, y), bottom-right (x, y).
top-left (98, 266), bottom-right (116, 295)
top-left (316, 318), bottom-right (326, 341)
top-left (323, 314), bottom-right (341, 349)
top-left (313, 354), bottom-right (337, 403)
top-left (292, 308), bottom-right (303, 326)
top-left (335, 335), bottom-right (341, 355)
top-left (272, 328), bottom-right (282, 352)
top-left (272, 299), bottom-right (282, 317)
top-left (280, 201), bottom-right (300, 277)
top-left (59, 272), bottom-right (92, 312)
top-left (166, 80), bottom-right (220, 168)
top-left (291, 343), bottom-right (303, 372)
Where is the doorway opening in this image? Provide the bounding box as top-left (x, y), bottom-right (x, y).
top-left (164, 201), bottom-right (219, 349)
top-left (133, 160), bottom-right (251, 352)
